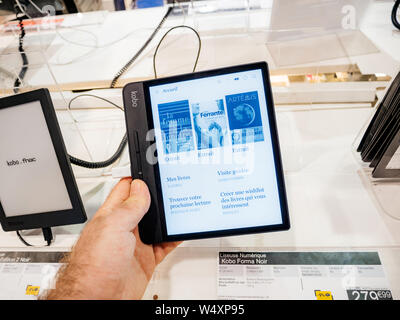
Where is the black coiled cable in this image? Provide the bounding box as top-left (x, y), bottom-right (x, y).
top-left (68, 7), bottom-right (173, 169)
top-left (69, 132), bottom-right (128, 169)
top-left (110, 6), bottom-right (173, 88)
top-left (392, 0), bottom-right (400, 30)
top-left (13, 15), bottom-right (28, 93)
top-left (66, 93), bottom-right (127, 169)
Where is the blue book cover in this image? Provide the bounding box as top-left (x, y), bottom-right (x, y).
top-left (192, 99), bottom-right (228, 150)
top-left (158, 100), bottom-right (195, 154)
top-left (225, 91), bottom-right (264, 145)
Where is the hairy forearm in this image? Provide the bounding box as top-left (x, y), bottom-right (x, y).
top-left (37, 179), bottom-right (172, 300)
top-left (42, 263), bottom-right (86, 300)
top-left (42, 252), bottom-right (123, 300)
top-left (40, 253), bottom-right (85, 300)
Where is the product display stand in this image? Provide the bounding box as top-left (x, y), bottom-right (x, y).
top-left (353, 71), bottom-right (400, 221)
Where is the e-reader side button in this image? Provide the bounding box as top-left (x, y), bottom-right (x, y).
top-left (137, 153), bottom-right (143, 178)
top-left (132, 145), bottom-right (143, 179)
top-left (133, 130), bottom-right (140, 152)
top-left (135, 131), bottom-right (143, 177)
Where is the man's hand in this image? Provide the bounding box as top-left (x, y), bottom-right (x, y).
top-left (45, 178), bottom-right (180, 300)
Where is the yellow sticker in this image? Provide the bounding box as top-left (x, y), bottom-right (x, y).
top-left (26, 285), bottom-right (40, 296)
top-left (315, 290), bottom-right (333, 300)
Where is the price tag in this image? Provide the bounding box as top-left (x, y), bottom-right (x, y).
top-left (218, 252), bottom-right (394, 300)
top-left (346, 289), bottom-right (393, 300)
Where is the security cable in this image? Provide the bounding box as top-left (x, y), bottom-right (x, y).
top-left (16, 227), bottom-right (53, 247)
top-left (110, 6), bottom-right (173, 88)
top-left (69, 134), bottom-right (128, 169)
top-left (66, 94), bottom-right (127, 169)
top-left (64, 24), bottom-right (201, 169)
top-left (67, 93), bottom-right (124, 112)
top-left (16, 230), bottom-right (34, 246)
top-left (67, 6), bottom-right (173, 169)
top-left (13, 12), bottom-right (28, 94)
top-left (392, 0), bottom-right (400, 30)
top-left (153, 25), bottom-right (201, 79)
top-left (64, 6), bottom-right (174, 168)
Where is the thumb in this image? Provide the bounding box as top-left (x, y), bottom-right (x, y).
top-left (114, 179), bottom-right (151, 232)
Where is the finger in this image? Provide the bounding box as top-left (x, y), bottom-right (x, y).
top-left (153, 241), bottom-right (182, 265)
top-left (98, 178), bottom-right (132, 214)
top-left (132, 227), bottom-right (147, 247)
top-left (159, 241), bottom-right (182, 253)
top-left (114, 179), bottom-right (151, 231)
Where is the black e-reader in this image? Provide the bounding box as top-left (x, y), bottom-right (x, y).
top-left (123, 62), bottom-right (290, 244)
top-left (0, 89), bottom-right (87, 231)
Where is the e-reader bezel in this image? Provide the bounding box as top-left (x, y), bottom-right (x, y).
top-left (0, 89), bottom-right (87, 231)
top-left (124, 62), bottom-right (290, 244)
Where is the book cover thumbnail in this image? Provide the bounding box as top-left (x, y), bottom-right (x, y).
top-left (192, 99), bottom-right (228, 150)
top-left (158, 100), bottom-right (195, 154)
top-left (225, 91), bottom-right (264, 145)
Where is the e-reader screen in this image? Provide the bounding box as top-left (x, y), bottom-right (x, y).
top-left (0, 100), bottom-right (73, 217)
top-left (148, 68), bottom-right (287, 236)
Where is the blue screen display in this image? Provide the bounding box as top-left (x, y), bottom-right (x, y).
top-left (149, 69), bottom-right (283, 236)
